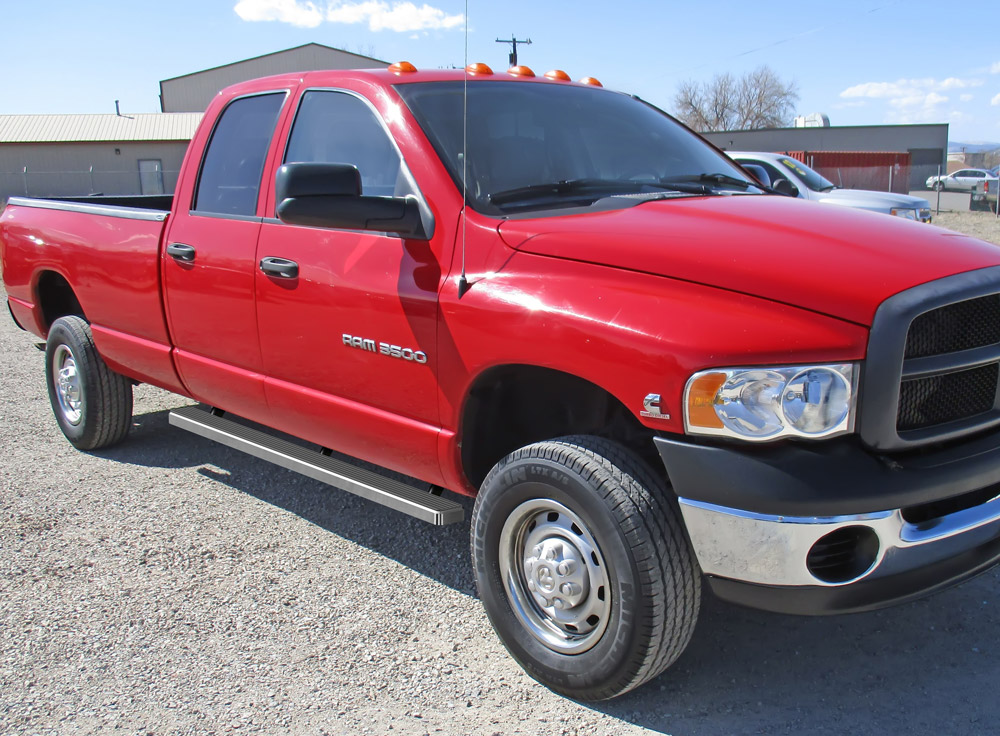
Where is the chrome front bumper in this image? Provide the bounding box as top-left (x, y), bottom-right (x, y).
top-left (679, 493), bottom-right (1000, 589)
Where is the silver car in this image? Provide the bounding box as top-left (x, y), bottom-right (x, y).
top-left (729, 152), bottom-right (932, 223)
top-left (926, 168), bottom-right (993, 192)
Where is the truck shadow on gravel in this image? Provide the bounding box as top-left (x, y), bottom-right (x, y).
top-left (101, 408), bottom-right (1000, 735)
top-left (96, 406), bottom-right (479, 595)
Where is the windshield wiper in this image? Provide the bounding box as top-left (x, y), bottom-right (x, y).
top-left (488, 178), bottom-right (649, 206)
top-left (660, 173), bottom-right (752, 190)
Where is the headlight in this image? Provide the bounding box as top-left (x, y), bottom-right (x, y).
top-left (890, 208), bottom-right (917, 220)
top-left (684, 364), bottom-right (857, 441)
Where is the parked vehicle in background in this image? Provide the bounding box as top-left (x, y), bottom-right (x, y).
top-left (971, 177), bottom-right (999, 212)
top-left (926, 168), bottom-right (994, 192)
top-left (7, 64), bottom-right (1000, 702)
top-left (729, 151), bottom-right (932, 222)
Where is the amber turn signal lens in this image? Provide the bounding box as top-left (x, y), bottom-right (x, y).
top-left (686, 372), bottom-right (726, 429)
top-left (578, 76), bottom-right (603, 87)
top-left (507, 65), bottom-right (536, 77)
top-left (388, 61), bottom-right (417, 74)
top-left (544, 69), bottom-right (571, 81)
top-left (466, 62), bottom-right (494, 75)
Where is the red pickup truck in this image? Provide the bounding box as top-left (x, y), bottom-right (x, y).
top-left (5, 62), bottom-right (1000, 701)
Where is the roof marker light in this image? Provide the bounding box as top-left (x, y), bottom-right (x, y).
top-left (466, 62), bottom-right (494, 75)
top-left (544, 70), bottom-right (571, 82)
top-left (578, 76), bottom-right (603, 87)
top-left (388, 61), bottom-right (417, 74)
top-left (507, 65), bottom-right (535, 78)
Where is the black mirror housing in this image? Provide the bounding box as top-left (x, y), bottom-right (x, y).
top-left (275, 161), bottom-right (427, 239)
top-left (772, 178), bottom-right (799, 198)
top-left (275, 162), bottom-right (361, 202)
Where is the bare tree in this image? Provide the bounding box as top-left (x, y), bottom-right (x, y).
top-left (673, 66), bottom-right (799, 132)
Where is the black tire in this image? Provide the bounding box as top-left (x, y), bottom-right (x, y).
top-left (45, 316), bottom-right (133, 450)
top-left (471, 436), bottom-right (700, 701)
top-left (934, 181), bottom-right (945, 192)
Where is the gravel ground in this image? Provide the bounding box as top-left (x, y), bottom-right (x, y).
top-left (4, 212), bottom-right (1000, 736)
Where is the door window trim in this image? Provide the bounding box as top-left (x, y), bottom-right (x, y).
top-left (278, 86), bottom-right (434, 238)
top-left (190, 89), bottom-right (290, 220)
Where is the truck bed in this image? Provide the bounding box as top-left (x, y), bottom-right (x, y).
top-left (0, 196), bottom-right (185, 393)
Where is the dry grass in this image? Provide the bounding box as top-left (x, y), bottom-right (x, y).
top-left (932, 210), bottom-right (1000, 245)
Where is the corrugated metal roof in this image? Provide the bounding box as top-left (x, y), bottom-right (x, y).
top-left (0, 113), bottom-right (203, 143)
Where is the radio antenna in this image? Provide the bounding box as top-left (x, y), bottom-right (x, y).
top-left (457, 0), bottom-right (471, 298)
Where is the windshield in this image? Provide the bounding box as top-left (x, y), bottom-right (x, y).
top-left (396, 81), bottom-right (761, 215)
top-left (776, 157), bottom-right (835, 193)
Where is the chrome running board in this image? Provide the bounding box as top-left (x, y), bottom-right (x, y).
top-left (168, 405), bottom-right (464, 525)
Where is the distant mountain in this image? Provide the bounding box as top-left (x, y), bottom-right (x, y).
top-left (949, 141), bottom-right (1000, 154)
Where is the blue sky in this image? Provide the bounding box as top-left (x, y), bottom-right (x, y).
top-left (2, 1), bottom-right (999, 142)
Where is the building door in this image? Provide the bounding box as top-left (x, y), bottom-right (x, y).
top-left (138, 159), bottom-right (164, 195)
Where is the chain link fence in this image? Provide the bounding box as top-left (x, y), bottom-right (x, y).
top-left (1, 168), bottom-right (181, 206)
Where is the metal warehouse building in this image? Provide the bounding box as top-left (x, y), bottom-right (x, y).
top-left (0, 44), bottom-right (386, 203)
top-left (0, 113), bottom-right (201, 201)
top-left (703, 124), bottom-right (949, 191)
top-left (159, 43), bottom-right (385, 112)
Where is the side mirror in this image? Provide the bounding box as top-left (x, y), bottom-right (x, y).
top-left (740, 164), bottom-right (771, 188)
top-left (771, 178), bottom-right (800, 198)
top-left (275, 162), bottom-right (426, 239)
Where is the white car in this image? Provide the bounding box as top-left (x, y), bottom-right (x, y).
top-left (926, 168), bottom-right (993, 192)
top-left (730, 151), bottom-right (932, 223)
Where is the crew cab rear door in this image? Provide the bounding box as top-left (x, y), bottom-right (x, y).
top-left (254, 88), bottom-right (445, 483)
top-left (162, 89), bottom-right (291, 424)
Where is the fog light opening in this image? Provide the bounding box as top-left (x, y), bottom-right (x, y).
top-left (806, 526), bottom-right (880, 584)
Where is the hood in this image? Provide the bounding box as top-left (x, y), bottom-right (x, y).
top-left (497, 195), bottom-right (1000, 326)
top-left (817, 188), bottom-right (930, 209)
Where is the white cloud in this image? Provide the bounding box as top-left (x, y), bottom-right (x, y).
top-left (991, 61), bottom-right (1000, 74)
top-left (841, 76), bottom-right (982, 101)
top-left (960, 94), bottom-right (974, 102)
top-left (234, 0), bottom-right (323, 27)
top-left (992, 93), bottom-right (1000, 106)
top-left (327, 1), bottom-right (463, 31)
top-left (234, 1), bottom-right (464, 31)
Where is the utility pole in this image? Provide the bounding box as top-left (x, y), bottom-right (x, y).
top-left (496, 35), bottom-right (532, 67)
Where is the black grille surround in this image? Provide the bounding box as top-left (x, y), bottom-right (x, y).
top-left (861, 266), bottom-right (1000, 451)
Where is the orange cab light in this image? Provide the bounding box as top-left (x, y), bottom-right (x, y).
top-left (388, 61), bottom-right (418, 74)
top-left (466, 62), bottom-right (494, 75)
top-left (507, 65), bottom-right (536, 78)
top-left (544, 69), bottom-right (571, 81)
top-left (578, 76), bottom-right (603, 87)
top-left (686, 372), bottom-right (727, 429)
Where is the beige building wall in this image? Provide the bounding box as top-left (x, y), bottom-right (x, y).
top-left (0, 141), bottom-right (190, 201)
top-left (160, 44), bottom-right (386, 112)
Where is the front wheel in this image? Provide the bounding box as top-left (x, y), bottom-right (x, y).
top-left (934, 181), bottom-right (945, 192)
top-left (45, 316), bottom-right (133, 450)
top-left (471, 436), bottom-right (700, 701)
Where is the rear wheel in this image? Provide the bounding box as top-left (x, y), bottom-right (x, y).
top-left (45, 316), bottom-right (133, 450)
top-left (471, 436), bottom-right (700, 701)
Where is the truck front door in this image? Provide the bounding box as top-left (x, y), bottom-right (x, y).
top-left (254, 88), bottom-right (446, 484)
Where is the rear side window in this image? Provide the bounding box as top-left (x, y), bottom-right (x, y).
top-left (284, 91), bottom-right (402, 197)
top-left (194, 93), bottom-right (285, 216)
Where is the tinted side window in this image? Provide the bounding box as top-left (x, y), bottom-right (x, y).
top-left (285, 91), bottom-right (402, 197)
top-left (194, 93), bottom-right (285, 216)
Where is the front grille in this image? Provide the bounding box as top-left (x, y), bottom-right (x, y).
top-left (897, 363), bottom-right (998, 431)
top-left (905, 294), bottom-right (1000, 358)
top-left (861, 267), bottom-right (1000, 451)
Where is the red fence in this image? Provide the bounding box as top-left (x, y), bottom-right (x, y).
top-left (785, 151), bottom-right (912, 194)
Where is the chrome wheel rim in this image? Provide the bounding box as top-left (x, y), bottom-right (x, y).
top-left (499, 499), bottom-right (611, 654)
top-left (53, 344), bottom-right (83, 425)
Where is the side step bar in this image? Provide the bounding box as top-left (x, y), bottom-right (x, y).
top-left (168, 405), bottom-right (464, 525)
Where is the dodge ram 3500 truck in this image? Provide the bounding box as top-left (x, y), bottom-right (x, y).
top-left (5, 62), bottom-right (1000, 701)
